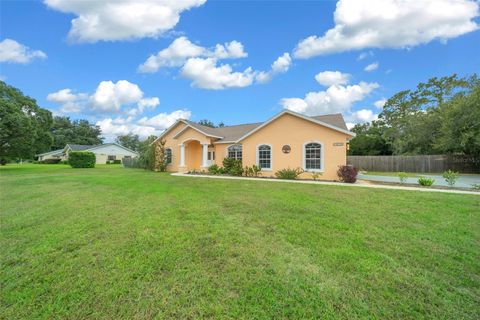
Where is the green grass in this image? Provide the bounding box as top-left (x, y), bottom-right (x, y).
top-left (1, 164), bottom-right (479, 319)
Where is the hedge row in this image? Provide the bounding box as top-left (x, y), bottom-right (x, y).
top-left (69, 151), bottom-right (96, 168)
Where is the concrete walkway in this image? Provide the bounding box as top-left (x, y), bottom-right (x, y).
top-left (358, 173), bottom-right (480, 189)
top-left (171, 173), bottom-right (479, 195)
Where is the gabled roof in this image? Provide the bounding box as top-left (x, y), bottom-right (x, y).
top-left (36, 148), bottom-right (65, 157)
top-left (151, 110), bottom-right (354, 145)
top-left (66, 144), bottom-right (98, 151)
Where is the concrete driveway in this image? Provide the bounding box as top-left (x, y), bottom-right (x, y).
top-left (358, 173), bottom-right (480, 188)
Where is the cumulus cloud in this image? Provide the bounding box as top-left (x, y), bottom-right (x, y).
top-left (281, 79), bottom-right (379, 116)
top-left (256, 52), bottom-right (292, 83)
top-left (364, 62), bottom-right (379, 72)
top-left (180, 57), bottom-right (255, 89)
top-left (44, 0), bottom-right (206, 43)
top-left (47, 89), bottom-right (88, 113)
top-left (293, 0), bottom-right (479, 58)
top-left (357, 51), bottom-right (373, 60)
top-left (314, 71), bottom-right (350, 87)
top-left (0, 39), bottom-right (47, 63)
top-left (47, 80), bottom-right (159, 114)
top-left (138, 36), bottom-right (247, 73)
top-left (97, 109), bottom-right (191, 141)
top-left (374, 98), bottom-right (387, 108)
top-left (347, 109), bottom-right (378, 123)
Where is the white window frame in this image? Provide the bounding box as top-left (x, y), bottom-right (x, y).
top-left (256, 144), bottom-right (272, 171)
top-left (302, 141), bottom-right (324, 172)
top-left (165, 148), bottom-right (173, 165)
top-left (226, 144), bottom-right (243, 160)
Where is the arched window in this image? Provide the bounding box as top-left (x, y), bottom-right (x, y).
top-left (257, 144), bottom-right (271, 169)
top-left (304, 142), bottom-right (322, 171)
top-left (165, 148), bottom-right (172, 164)
top-left (227, 145), bottom-right (242, 160)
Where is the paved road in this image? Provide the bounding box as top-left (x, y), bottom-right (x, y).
top-left (358, 173), bottom-right (480, 188)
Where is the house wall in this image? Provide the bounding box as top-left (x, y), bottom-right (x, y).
top-left (89, 145), bottom-right (139, 164)
top-left (213, 143), bottom-right (230, 166)
top-left (162, 122), bottom-right (187, 172)
top-left (240, 113), bottom-right (350, 180)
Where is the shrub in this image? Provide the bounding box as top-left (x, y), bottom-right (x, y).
top-left (42, 158), bottom-right (61, 164)
top-left (61, 160), bottom-right (68, 164)
top-left (311, 172), bottom-right (322, 181)
top-left (337, 165), bottom-right (359, 183)
top-left (418, 177), bottom-right (435, 186)
top-left (471, 183), bottom-right (480, 190)
top-left (69, 151), bottom-right (96, 168)
top-left (244, 165), bottom-right (262, 177)
top-left (398, 172), bottom-right (408, 184)
top-left (208, 164), bottom-right (221, 174)
top-left (442, 170), bottom-right (459, 187)
top-left (275, 167), bottom-right (304, 180)
top-left (0, 158), bottom-right (7, 166)
top-left (222, 158), bottom-right (243, 176)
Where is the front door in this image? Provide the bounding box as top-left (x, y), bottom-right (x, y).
top-left (207, 150), bottom-right (215, 166)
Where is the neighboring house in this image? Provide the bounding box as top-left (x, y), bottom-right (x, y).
top-left (152, 110), bottom-right (355, 180)
top-left (37, 143), bottom-right (139, 164)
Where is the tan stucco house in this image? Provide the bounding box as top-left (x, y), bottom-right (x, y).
top-left (153, 110), bottom-right (355, 180)
top-left (37, 143), bottom-right (139, 164)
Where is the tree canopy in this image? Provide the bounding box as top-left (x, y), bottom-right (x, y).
top-left (51, 116), bottom-right (103, 150)
top-left (349, 74), bottom-right (480, 158)
top-left (0, 81), bottom-right (53, 159)
top-left (115, 133), bottom-right (140, 151)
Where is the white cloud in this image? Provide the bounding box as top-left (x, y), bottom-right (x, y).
top-left (374, 98), bottom-right (387, 108)
top-left (0, 39), bottom-right (47, 63)
top-left (47, 88), bottom-right (87, 113)
top-left (47, 80), bottom-right (159, 114)
top-left (97, 109), bottom-right (191, 141)
top-left (293, 0), bottom-right (479, 58)
top-left (90, 80), bottom-right (143, 112)
top-left (44, 0), bottom-right (206, 43)
top-left (138, 37), bottom-right (206, 73)
top-left (347, 109), bottom-right (378, 123)
top-left (181, 57), bottom-right (255, 89)
top-left (281, 81), bottom-right (379, 116)
top-left (364, 62), bottom-right (379, 72)
top-left (315, 71), bottom-right (350, 87)
top-left (212, 41), bottom-right (248, 59)
top-left (256, 52), bottom-right (292, 83)
top-left (357, 51), bottom-right (373, 60)
top-left (138, 37), bottom-right (247, 73)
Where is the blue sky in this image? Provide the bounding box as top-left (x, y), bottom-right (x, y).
top-left (1, 0), bottom-right (479, 140)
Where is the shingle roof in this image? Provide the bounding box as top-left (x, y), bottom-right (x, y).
top-left (183, 112), bottom-right (349, 143)
top-left (311, 113), bottom-right (348, 131)
top-left (67, 144), bottom-right (99, 151)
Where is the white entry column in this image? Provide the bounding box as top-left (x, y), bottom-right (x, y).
top-left (179, 144), bottom-right (185, 167)
top-left (201, 143), bottom-right (209, 168)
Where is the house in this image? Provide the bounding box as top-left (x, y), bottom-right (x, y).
top-left (152, 109), bottom-right (355, 180)
top-left (37, 143), bottom-right (139, 164)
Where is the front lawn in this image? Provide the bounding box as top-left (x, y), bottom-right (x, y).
top-left (1, 165), bottom-right (479, 319)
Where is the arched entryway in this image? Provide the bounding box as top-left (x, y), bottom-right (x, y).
top-left (179, 139), bottom-right (210, 172)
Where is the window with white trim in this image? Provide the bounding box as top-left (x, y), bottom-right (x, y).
top-left (304, 143), bottom-right (322, 170)
top-left (165, 148), bottom-right (172, 164)
top-left (227, 145), bottom-right (242, 160)
top-left (257, 145), bottom-right (271, 169)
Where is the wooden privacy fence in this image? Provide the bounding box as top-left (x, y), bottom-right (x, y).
top-left (347, 155), bottom-right (480, 173)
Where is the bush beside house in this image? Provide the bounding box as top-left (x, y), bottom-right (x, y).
top-left (69, 151), bottom-right (96, 168)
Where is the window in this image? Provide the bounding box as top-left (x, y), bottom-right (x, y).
top-left (107, 155), bottom-right (116, 161)
top-left (257, 145), bottom-right (271, 169)
top-left (227, 145), bottom-right (242, 160)
top-left (304, 142), bottom-right (322, 171)
top-left (165, 148), bottom-right (172, 164)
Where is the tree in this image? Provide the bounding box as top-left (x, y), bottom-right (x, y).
top-left (0, 81), bottom-right (53, 159)
top-left (51, 116), bottom-right (103, 150)
top-left (116, 133), bottom-right (140, 151)
top-left (198, 119), bottom-right (225, 128)
top-left (378, 74), bottom-right (477, 155)
top-left (135, 135), bottom-right (157, 170)
top-left (348, 122), bottom-right (391, 155)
